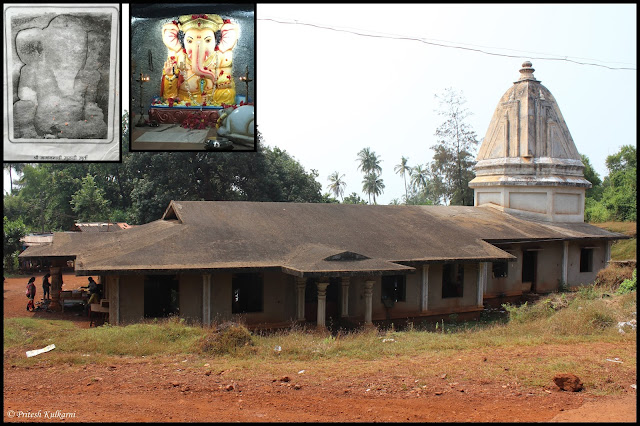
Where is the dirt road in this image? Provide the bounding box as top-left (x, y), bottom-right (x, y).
top-left (3, 274), bottom-right (636, 422)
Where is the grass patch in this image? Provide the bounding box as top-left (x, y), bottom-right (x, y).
top-left (591, 221), bottom-right (636, 260)
top-left (4, 316), bottom-right (206, 362)
top-left (611, 238), bottom-right (637, 260)
top-left (592, 221), bottom-right (637, 237)
top-left (4, 286), bottom-right (635, 397)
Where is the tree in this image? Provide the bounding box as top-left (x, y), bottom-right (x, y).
top-left (394, 156), bottom-right (411, 203)
top-left (410, 164), bottom-right (428, 193)
top-left (581, 154), bottom-right (603, 200)
top-left (327, 171), bottom-right (347, 201)
top-left (4, 114), bottom-right (327, 228)
top-left (356, 147), bottom-right (383, 204)
top-left (343, 192), bottom-right (367, 205)
top-left (431, 88), bottom-right (479, 205)
top-left (3, 216), bottom-right (27, 271)
top-left (362, 172), bottom-right (385, 205)
top-left (585, 145), bottom-right (636, 222)
top-left (15, 165), bottom-right (53, 233)
top-left (71, 175), bottom-right (111, 222)
top-left (3, 163), bottom-right (26, 194)
top-left (601, 145), bottom-right (636, 221)
top-left (356, 147), bottom-right (382, 176)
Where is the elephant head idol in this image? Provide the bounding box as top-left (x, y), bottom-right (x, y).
top-left (9, 12), bottom-right (115, 140)
top-left (160, 14), bottom-right (239, 106)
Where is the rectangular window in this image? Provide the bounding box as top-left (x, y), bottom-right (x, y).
top-left (580, 248), bottom-right (593, 273)
top-left (232, 273), bottom-right (263, 313)
top-left (442, 264), bottom-right (464, 298)
top-left (381, 275), bottom-right (406, 303)
top-left (492, 261), bottom-right (508, 278)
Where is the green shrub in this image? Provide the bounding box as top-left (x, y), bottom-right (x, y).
top-left (502, 300), bottom-right (555, 324)
top-left (617, 269), bottom-right (637, 294)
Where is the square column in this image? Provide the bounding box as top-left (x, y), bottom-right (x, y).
top-left (477, 263), bottom-right (488, 307)
top-left (112, 276), bottom-right (120, 325)
top-left (605, 240), bottom-right (612, 265)
top-left (296, 277), bottom-right (306, 321)
top-left (364, 280), bottom-right (374, 325)
top-left (341, 277), bottom-right (350, 317)
top-left (421, 265), bottom-right (429, 312)
top-left (316, 282), bottom-right (329, 328)
top-left (561, 241), bottom-right (569, 287)
top-left (202, 274), bottom-right (212, 326)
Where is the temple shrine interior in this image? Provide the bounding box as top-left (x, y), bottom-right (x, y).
top-left (129, 4), bottom-right (255, 151)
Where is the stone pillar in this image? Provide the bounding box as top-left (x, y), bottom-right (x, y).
top-left (202, 274), bottom-right (211, 326)
top-left (562, 241), bottom-right (569, 287)
top-left (421, 265), bottom-right (429, 312)
top-left (316, 282), bottom-right (329, 328)
top-left (296, 277), bottom-right (306, 321)
top-left (112, 276), bottom-right (120, 325)
top-left (341, 277), bottom-right (350, 317)
top-left (48, 264), bottom-right (64, 312)
top-left (364, 280), bottom-right (374, 326)
top-left (605, 240), bottom-right (613, 265)
top-left (477, 262), bottom-right (488, 307)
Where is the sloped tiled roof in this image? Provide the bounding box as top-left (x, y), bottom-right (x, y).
top-left (20, 201), bottom-right (626, 276)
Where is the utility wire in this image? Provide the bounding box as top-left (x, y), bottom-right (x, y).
top-left (259, 17), bottom-right (636, 71)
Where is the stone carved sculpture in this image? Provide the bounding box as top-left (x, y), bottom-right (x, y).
top-left (13, 14), bottom-right (110, 139)
top-left (216, 105), bottom-right (254, 144)
top-left (160, 14), bottom-right (238, 106)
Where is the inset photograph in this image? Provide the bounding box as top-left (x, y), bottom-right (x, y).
top-left (129, 4), bottom-right (255, 151)
top-left (3, 4), bottom-right (120, 162)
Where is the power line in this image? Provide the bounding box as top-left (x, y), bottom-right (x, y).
top-left (259, 17), bottom-right (637, 71)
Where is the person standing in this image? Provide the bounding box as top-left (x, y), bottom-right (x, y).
top-left (26, 277), bottom-right (36, 311)
top-left (42, 273), bottom-right (51, 300)
top-left (82, 277), bottom-right (100, 315)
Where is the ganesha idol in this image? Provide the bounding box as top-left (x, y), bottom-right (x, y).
top-left (160, 14), bottom-right (238, 107)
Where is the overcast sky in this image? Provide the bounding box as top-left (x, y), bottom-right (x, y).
top-left (6, 4), bottom-right (637, 206)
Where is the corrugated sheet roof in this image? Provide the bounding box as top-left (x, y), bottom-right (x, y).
top-left (20, 201), bottom-right (626, 276)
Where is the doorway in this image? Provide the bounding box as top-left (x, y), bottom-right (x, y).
top-left (144, 275), bottom-right (179, 318)
top-left (522, 251), bottom-right (537, 293)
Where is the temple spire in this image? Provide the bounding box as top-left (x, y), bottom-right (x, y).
top-left (469, 62), bottom-right (591, 223)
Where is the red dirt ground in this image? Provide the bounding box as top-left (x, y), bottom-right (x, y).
top-left (3, 274), bottom-right (637, 422)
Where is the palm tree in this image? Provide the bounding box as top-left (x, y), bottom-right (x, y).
top-left (356, 147), bottom-right (382, 176)
top-left (394, 156), bottom-right (411, 203)
top-left (327, 171), bottom-right (346, 201)
top-left (410, 164), bottom-right (429, 193)
top-left (357, 147), bottom-right (382, 203)
top-left (362, 172), bottom-right (385, 205)
top-left (3, 163), bottom-right (25, 194)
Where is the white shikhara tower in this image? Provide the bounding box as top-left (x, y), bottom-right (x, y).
top-left (469, 62), bottom-right (591, 222)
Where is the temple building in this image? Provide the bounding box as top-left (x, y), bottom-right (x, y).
top-left (469, 61), bottom-right (591, 222)
top-left (20, 63), bottom-right (627, 329)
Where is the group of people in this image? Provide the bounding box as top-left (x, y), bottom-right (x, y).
top-left (26, 274), bottom-right (101, 313)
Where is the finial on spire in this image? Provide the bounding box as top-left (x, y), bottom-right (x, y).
top-left (518, 61), bottom-right (538, 81)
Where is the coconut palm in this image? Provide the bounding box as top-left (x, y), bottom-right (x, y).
top-left (327, 171), bottom-right (347, 201)
top-left (410, 164), bottom-right (429, 192)
top-left (394, 156), bottom-right (411, 203)
top-left (357, 147), bottom-right (383, 203)
top-left (356, 147), bottom-right (382, 176)
top-left (362, 172), bottom-right (385, 205)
